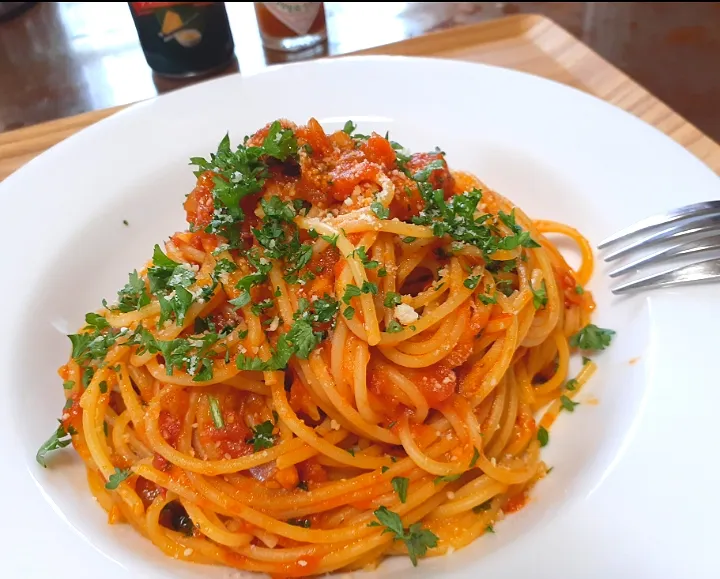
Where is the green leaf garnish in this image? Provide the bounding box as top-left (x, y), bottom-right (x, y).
top-left (391, 476), bottom-right (409, 503)
top-left (372, 506), bottom-right (438, 567)
top-left (537, 426), bottom-right (549, 447)
top-left (247, 420), bottom-right (275, 452)
top-left (208, 395), bottom-right (224, 428)
top-left (36, 423), bottom-right (73, 467)
top-left (105, 467), bottom-right (131, 490)
top-left (569, 324), bottom-right (615, 351)
top-left (559, 395), bottom-right (579, 412)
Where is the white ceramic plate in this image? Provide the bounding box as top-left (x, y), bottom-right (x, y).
top-left (0, 56), bottom-right (717, 579)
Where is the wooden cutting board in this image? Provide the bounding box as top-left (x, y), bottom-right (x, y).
top-left (1, 14), bottom-right (719, 182)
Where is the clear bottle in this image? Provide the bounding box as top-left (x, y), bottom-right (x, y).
top-left (254, 2), bottom-right (327, 52)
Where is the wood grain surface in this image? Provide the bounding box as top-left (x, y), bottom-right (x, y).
top-left (1, 14), bottom-right (718, 183)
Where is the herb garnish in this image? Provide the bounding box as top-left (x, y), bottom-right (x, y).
top-left (370, 506), bottom-right (438, 567)
top-left (569, 324), bottom-right (615, 351)
top-left (247, 420), bottom-right (275, 451)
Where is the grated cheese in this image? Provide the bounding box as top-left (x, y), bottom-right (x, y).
top-left (394, 303), bottom-right (418, 325)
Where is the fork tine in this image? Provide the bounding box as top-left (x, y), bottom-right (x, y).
top-left (611, 257), bottom-right (720, 294)
top-left (602, 214), bottom-right (720, 261)
top-left (608, 234), bottom-right (720, 277)
top-left (597, 200), bottom-right (720, 249)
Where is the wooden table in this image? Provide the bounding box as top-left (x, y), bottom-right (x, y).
top-left (1, 9), bottom-right (719, 182)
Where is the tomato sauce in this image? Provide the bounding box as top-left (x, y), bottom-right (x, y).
top-left (297, 457), bottom-right (328, 489)
top-left (369, 362), bottom-right (456, 414)
top-left (158, 389), bottom-right (190, 448)
top-left (298, 246), bottom-right (339, 305)
top-left (289, 378), bottom-right (319, 420)
top-left (184, 170), bottom-right (215, 228)
top-left (135, 476), bottom-right (164, 509)
top-left (504, 491), bottom-right (529, 514)
top-left (60, 391), bottom-right (83, 435)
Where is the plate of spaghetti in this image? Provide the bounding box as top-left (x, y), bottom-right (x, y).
top-left (0, 56), bottom-right (718, 579)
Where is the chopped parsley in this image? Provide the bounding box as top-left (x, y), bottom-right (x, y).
top-left (343, 306), bottom-right (355, 320)
top-left (105, 467), bottom-right (131, 490)
top-left (236, 317), bottom-right (321, 371)
top-left (575, 285), bottom-right (585, 295)
top-left (559, 395), bottom-right (579, 412)
top-left (391, 476), bottom-right (409, 503)
top-left (82, 367), bottom-right (94, 389)
top-left (402, 236), bottom-right (417, 243)
top-left (469, 447), bottom-right (480, 468)
top-left (383, 292), bottom-right (402, 308)
top-left (342, 120), bottom-right (356, 135)
top-left (208, 395), bottom-right (224, 428)
top-left (230, 293), bottom-right (251, 309)
top-left (312, 295), bottom-right (339, 323)
top-left (132, 327), bottom-right (220, 382)
top-left (565, 378), bottom-right (578, 391)
top-left (537, 426), bottom-right (549, 447)
top-left (472, 500), bottom-right (492, 513)
top-left (473, 499), bottom-right (492, 515)
top-left (287, 518), bottom-right (311, 528)
top-left (361, 280), bottom-right (378, 295)
top-left (370, 506), bottom-right (438, 567)
top-left (434, 474), bottom-right (461, 484)
top-left (247, 420), bottom-right (275, 451)
top-left (320, 233), bottom-right (338, 246)
top-left (371, 201), bottom-right (389, 219)
top-left (214, 258), bottom-right (238, 275)
top-left (464, 275), bottom-right (481, 290)
top-left (62, 380), bottom-right (75, 390)
top-left (386, 320), bottom-right (403, 333)
top-left (411, 173), bottom-right (540, 260)
top-left (234, 248), bottom-right (273, 306)
top-left (342, 284), bottom-right (362, 304)
top-left (189, 125), bottom-right (298, 246)
top-left (569, 324), bottom-right (616, 351)
top-left (353, 246), bottom-right (379, 269)
top-left (36, 423), bottom-right (73, 467)
top-left (478, 293), bottom-right (497, 305)
top-left (532, 282), bottom-right (548, 309)
top-left (238, 295), bottom-right (332, 371)
top-left (107, 270), bottom-right (150, 313)
top-left (252, 196), bottom-right (313, 283)
top-left (250, 298), bottom-right (274, 317)
top-left (146, 245), bottom-right (199, 326)
top-left (68, 323), bottom-right (127, 365)
top-left (261, 120), bottom-right (298, 162)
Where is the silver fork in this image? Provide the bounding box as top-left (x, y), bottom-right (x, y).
top-left (597, 200), bottom-right (720, 294)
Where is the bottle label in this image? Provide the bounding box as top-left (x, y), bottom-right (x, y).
top-left (262, 2), bottom-right (321, 35)
top-left (130, 2), bottom-right (234, 76)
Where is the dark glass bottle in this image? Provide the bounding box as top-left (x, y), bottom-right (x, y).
top-left (129, 2), bottom-right (235, 77)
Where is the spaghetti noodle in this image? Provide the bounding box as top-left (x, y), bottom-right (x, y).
top-left (39, 118), bottom-right (614, 576)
